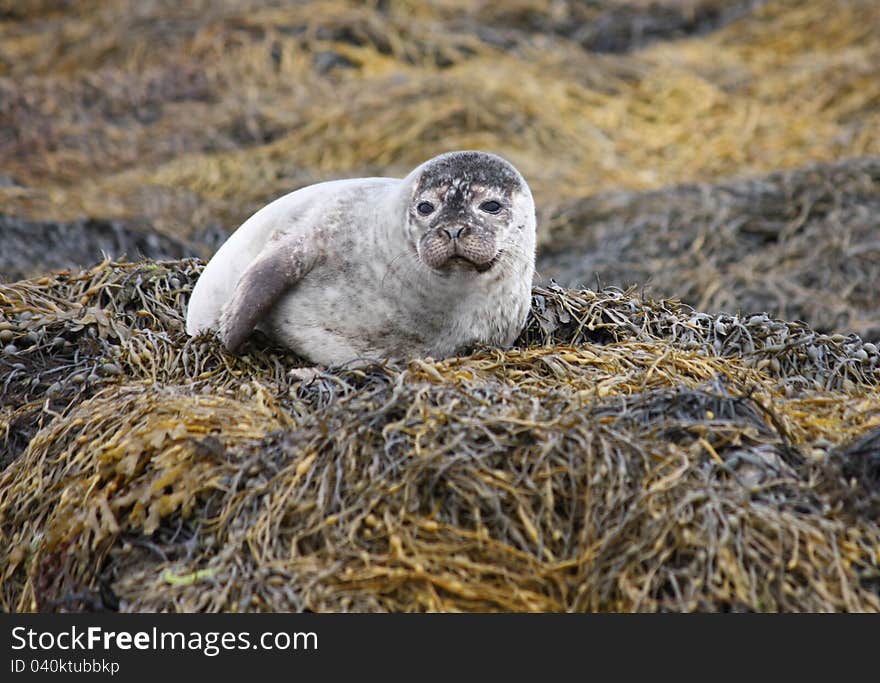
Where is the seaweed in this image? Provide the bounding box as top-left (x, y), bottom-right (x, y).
top-left (2, 262), bottom-right (879, 612)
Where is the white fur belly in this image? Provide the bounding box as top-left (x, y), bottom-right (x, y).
top-left (262, 282), bottom-right (407, 365)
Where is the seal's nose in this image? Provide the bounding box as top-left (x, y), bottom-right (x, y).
top-left (442, 226), bottom-right (470, 240)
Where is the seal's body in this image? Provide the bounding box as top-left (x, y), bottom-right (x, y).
top-left (186, 151), bottom-right (536, 365)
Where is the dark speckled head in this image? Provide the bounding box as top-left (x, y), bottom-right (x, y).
top-left (401, 151), bottom-right (536, 275)
top-left (412, 150), bottom-right (525, 197)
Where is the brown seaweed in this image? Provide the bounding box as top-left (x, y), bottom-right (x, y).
top-left (1, 261), bottom-right (879, 612)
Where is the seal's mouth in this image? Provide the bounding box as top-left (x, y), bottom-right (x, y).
top-left (438, 252), bottom-right (501, 274)
top-left (417, 228), bottom-right (500, 274)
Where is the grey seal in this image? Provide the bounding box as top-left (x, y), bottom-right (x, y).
top-left (185, 150), bottom-right (537, 365)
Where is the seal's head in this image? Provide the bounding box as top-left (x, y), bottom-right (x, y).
top-left (402, 151), bottom-right (536, 275)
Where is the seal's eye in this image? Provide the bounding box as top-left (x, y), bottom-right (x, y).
top-left (417, 201), bottom-right (435, 216)
top-left (480, 200), bottom-right (502, 214)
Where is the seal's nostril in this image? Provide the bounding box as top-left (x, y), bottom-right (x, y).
top-left (443, 226), bottom-right (468, 240)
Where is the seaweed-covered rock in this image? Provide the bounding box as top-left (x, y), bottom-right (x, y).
top-left (539, 157), bottom-right (880, 340)
top-left (0, 215), bottom-right (193, 282)
top-left (2, 261), bottom-right (879, 612)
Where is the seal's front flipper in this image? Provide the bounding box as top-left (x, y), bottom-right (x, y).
top-left (219, 236), bottom-right (314, 353)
